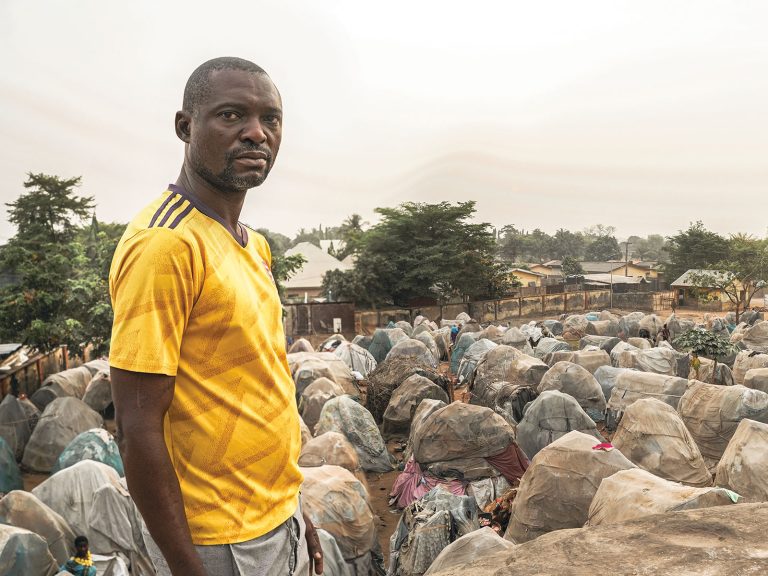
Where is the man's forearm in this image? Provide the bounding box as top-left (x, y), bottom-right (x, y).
top-left (123, 429), bottom-right (207, 576)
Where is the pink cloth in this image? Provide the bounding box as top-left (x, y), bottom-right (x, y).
top-left (389, 457), bottom-right (466, 509)
top-left (485, 443), bottom-right (530, 484)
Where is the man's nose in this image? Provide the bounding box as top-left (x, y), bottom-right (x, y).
top-left (240, 118), bottom-right (267, 144)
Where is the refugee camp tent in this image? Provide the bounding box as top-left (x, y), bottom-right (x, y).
top-left (315, 395), bottom-right (394, 472)
top-left (678, 382), bottom-right (768, 469)
top-left (317, 528), bottom-right (354, 576)
top-left (396, 321), bottom-right (414, 337)
top-left (319, 334), bottom-right (346, 352)
top-left (82, 370), bottom-right (113, 413)
top-left (383, 375), bottom-right (450, 437)
top-left (563, 314), bottom-right (589, 335)
top-left (545, 349), bottom-right (611, 374)
top-left (427, 502), bottom-right (768, 576)
top-left (612, 398), bottom-right (711, 487)
top-left (732, 350), bottom-right (768, 385)
top-left (0, 490), bottom-right (76, 565)
top-left (412, 403), bottom-right (528, 484)
top-left (32, 460), bottom-right (154, 574)
top-left (299, 431), bottom-right (367, 488)
top-left (301, 465), bottom-right (378, 568)
top-left (366, 354), bottom-right (446, 423)
top-left (542, 319), bottom-right (563, 336)
top-left (456, 338), bottom-right (497, 385)
top-left (0, 524), bottom-right (58, 576)
top-left (388, 339), bottom-right (437, 368)
top-left (605, 371), bottom-right (689, 429)
top-left (585, 320), bottom-right (620, 337)
top-left (288, 337), bottom-right (314, 353)
top-left (537, 361), bottom-right (606, 420)
top-left (737, 321), bottom-right (768, 353)
top-left (0, 436), bottom-right (23, 493)
top-left (388, 487), bottom-right (478, 576)
top-left (504, 430), bottom-right (635, 543)
top-left (617, 311), bottom-right (645, 338)
top-left (413, 333), bottom-right (440, 366)
top-left (400, 399), bottom-right (446, 464)
top-left (288, 352), bottom-right (360, 400)
top-left (52, 428), bottom-right (124, 477)
top-left (579, 335), bottom-right (621, 354)
top-left (715, 418), bottom-right (768, 502)
top-left (450, 332), bottom-right (480, 374)
top-left (586, 468), bottom-right (737, 527)
top-left (368, 328), bottom-right (409, 364)
top-left (638, 314), bottom-right (664, 337)
top-left (744, 368), bottom-right (768, 392)
top-left (0, 393), bottom-right (39, 461)
top-left (423, 527), bottom-right (515, 576)
top-left (30, 365), bottom-right (93, 410)
top-left (430, 328), bottom-right (451, 361)
top-left (22, 397), bottom-right (103, 472)
top-left (532, 337), bottom-right (570, 360)
top-left (501, 327), bottom-right (529, 350)
top-left (593, 365), bottom-right (631, 402)
top-left (300, 377), bottom-right (346, 433)
top-left (469, 380), bottom-right (538, 426)
top-left (615, 347), bottom-right (688, 377)
top-left (299, 416), bottom-right (312, 447)
top-left (471, 345), bottom-right (548, 394)
top-left (516, 391), bottom-right (603, 460)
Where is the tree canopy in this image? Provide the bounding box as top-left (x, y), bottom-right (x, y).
top-left (322, 201), bottom-right (513, 306)
top-left (0, 174), bottom-right (124, 356)
top-left (664, 221), bottom-right (730, 282)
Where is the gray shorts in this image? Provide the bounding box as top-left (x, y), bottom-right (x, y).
top-left (143, 505), bottom-right (309, 576)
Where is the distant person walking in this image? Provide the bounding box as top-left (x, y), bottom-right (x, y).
top-left (690, 352), bottom-right (701, 380)
top-left (450, 324), bottom-right (460, 345)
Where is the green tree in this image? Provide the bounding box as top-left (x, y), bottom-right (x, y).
top-left (519, 229), bottom-right (553, 262)
top-left (335, 213), bottom-right (367, 259)
top-left (664, 221), bottom-right (730, 282)
top-left (498, 224), bottom-right (524, 262)
top-left (331, 201), bottom-right (512, 307)
top-left (584, 234), bottom-right (621, 261)
top-left (561, 256), bottom-right (584, 277)
top-left (550, 228), bottom-right (585, 260)
top-left (687, 234), bottom-right (768, 323)
top-left (673, 327), bottom-right (736, 383)
top-left (0, 173), bottom-right (123, 356)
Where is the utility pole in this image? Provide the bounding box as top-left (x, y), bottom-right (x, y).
top-left (624, 241), bottom-right (632, 277)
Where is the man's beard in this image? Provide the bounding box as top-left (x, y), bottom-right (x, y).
top-left (193, 148), bottom-right (271, 193)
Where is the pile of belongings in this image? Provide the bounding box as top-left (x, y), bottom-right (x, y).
top-left (299, 377), bottom-right (346, 433)
top-left (0, 436), bottom-right (22, 493)
top-left (315, 395), bottom-right (395, 472)
top-left (390, 403), bottom-right (528, 509)
top-left (388, 339), bottom-right (438, 369)
top-left (387, 487), bottom-right (478, 576)
top-left (299, 431), bottom-right (369, 489)
top-left (301, 464), bottom-right (383, 575)
top-left (368, 328), bottom-right (409, 364)
top-left (732, 350), bottom-right (768, 385)
top-left (423, 527), bottom-right (515, 576)
top-left (545, 349), bottom-right (611, 374)
top-left (333, 341), bottom-right (378, 377)
top-left (455, 339), bottom-right (496, 385)
top-left (613, 346), bottom-right (689, 377)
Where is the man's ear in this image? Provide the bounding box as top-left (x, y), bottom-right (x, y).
top-left (175, 111), bottom-right (192, 143)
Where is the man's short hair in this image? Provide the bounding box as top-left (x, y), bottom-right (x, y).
top-left (183, 57), bottom-right (267, 115)
top-left (74, 535), bottom-right (89, 546)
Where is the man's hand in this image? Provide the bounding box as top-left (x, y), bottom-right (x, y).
top-left (303, 512), bottom-right (323, 575)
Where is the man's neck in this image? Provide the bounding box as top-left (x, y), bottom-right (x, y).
top-left (176, 166), bottom-right (246, 232)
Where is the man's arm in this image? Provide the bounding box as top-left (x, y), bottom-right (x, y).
top-left (112, 367), bottom-right (207, 576)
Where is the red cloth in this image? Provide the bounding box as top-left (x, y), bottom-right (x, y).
top-left (485, 443), bottom-right (529, 484)
top-left (592, 442), bottom-right (614, 451)
top-left (389, 457), bottom-right (466, 509)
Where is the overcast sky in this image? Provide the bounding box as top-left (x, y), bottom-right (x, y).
top-left (1, 1), bottom-right (767, 244)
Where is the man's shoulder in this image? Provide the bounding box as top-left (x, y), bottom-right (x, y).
top-left (126, 187), bottom-right (198, 235)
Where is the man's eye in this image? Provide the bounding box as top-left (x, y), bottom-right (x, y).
top-left (264, 115), bottom-right (281, 125)
top-left (220, 111), bottom-right (240, 120)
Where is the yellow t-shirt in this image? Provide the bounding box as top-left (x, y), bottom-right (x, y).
top-left (109, 185), bottom-right (302, 545)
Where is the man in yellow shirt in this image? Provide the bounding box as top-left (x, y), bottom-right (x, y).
top-left (109, 57), bottom-right (322, 576)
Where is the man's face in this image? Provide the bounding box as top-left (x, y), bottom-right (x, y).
top-left (76, 541), bottom-right (88, 557)
top-left (184, 69), bottom-right (283, 193)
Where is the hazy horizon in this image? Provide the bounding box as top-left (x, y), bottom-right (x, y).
top-left (2, 1), bottom-right (766, 244)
